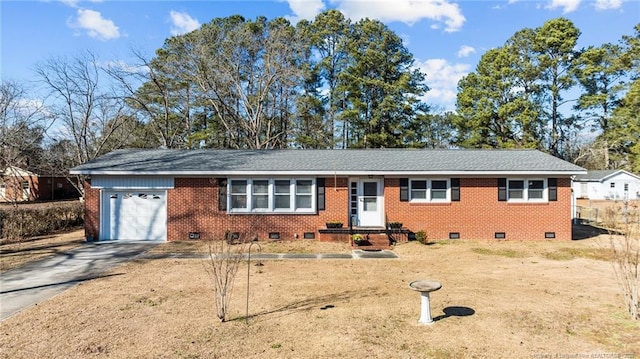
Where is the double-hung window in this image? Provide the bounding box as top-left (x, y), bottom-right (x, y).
top-left (295, 180), bottom-right (313, 210)
top-left (231, 180), bottom-right (248, 209)
top-left (431, 180), bottom-right (448, 200)
top-left (228, 178), bottom-right (315, 213)
top-left (274, 180), bottom-right (291, 210)
top-left (251, 180), bottom-right (269, 210)
top-left (410, 180), bottom-right (427, 200)
top-left (409, 179), bottom-right (450, 202)
top-left (506, 178), bottom-right (546, 202)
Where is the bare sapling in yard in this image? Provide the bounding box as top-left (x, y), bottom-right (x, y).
top-left (604, 201), bottom-right (640, 320)
top-left (202, 233), bottom-right (248, 322)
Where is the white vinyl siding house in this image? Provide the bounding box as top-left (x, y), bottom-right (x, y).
top-left (573, 170), bottom-right (640, 200)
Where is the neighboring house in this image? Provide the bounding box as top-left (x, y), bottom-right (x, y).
top-left (70, 149), bottom-right (585, 242)
top-left (1, 166), bottom-right (80, 203)
top-left (573, 170), bottom-right (640, 201)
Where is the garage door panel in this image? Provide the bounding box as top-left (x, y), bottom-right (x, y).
top-left (101, 191), bottom-right (167, 241)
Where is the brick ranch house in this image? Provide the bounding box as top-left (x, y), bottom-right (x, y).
top-left (1, 166), bottom-right (80, 203)
top-left (70, 149), bottom-right (586, 243)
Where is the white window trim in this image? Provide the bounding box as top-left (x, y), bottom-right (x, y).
top-left (507, 178), bottom-right (547, 203)
top-left (228, 178), bottom-right (316, 214)
top-left (409, 178), bottom-right (451, 203)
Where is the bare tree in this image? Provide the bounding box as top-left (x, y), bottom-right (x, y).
top-left (604, 202), bottom-right (640, 320)
top-left (202, 215), bottom-right (264, 322)
top-left (0, 80), bottom-right (52, 204)
top-left (36, 52), bottom-right (131, 195)
top-left (104, 49), bottom-right (189, 149)
top-left (203, 235), bottom-right (248, 322)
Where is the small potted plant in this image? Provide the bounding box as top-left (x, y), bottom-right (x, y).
top-left (351, 233), bottom-right (366, 245)
top-left (326, 220), bottom-right (343, 228)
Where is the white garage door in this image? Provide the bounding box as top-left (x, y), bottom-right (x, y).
top-left (101, 191), bottom-right (167, 241)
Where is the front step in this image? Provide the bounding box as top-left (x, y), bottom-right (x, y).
top-left (351, 233), bottom-right (392, 250)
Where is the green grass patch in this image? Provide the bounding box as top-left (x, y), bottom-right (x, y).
top-left (542, 247), bottom-right (614, 261)
top-left (471, 247), bottom-right (526, 258)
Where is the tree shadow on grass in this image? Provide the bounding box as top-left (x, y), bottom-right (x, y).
top-left (232, 289), bottom-right (369, 322)
top-left (0, 272), bottom-right (125, 294)
top-left (433, 306), bottom-right (475, 322)
top-left (0, 239), bottom-right (85, 255)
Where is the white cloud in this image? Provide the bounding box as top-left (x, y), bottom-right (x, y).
top-left (594, 0), bottom-right (622, 10)
top-left (457, 45), bottom-right (475, 58)
top-left (284, 0), bottom-right (326, 23)
top-left (68, 9), bottom-right (120, 40)
top-left (60, 0), bottom-right (79, 7)
top-left (59, 0), bottom-right (103, 7)
top-left (169, 10), bottom-right (200, 36)
top-left (335, 0), bottom-right (465, 32)
top-left (103, 60), bottom-right (149, 75)
top-left (416, 58), bottom-right (471, 111)
top-left (545, 0), bottom-right (581, 13)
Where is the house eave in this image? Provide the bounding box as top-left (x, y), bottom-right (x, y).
top-left (71, 170), bottom-right (587, 177)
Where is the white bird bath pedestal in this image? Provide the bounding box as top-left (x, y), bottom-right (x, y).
top-left (409, 280), bottom-right (442, 325)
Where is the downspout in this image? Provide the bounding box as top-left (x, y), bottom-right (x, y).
top-left (571, 175), bottom-right (577, 224)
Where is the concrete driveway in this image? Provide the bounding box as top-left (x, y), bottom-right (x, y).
top-left (0, 241), bottom-right (157, 321)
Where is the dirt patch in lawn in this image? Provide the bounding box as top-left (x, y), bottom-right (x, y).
top-left (0, 229), bottom-right (85, 273)
top-left (1, 235), bottom-right (638, 358)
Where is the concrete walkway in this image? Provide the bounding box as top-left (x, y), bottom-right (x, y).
top-left (0, 243), bottom-right (397, 322)
top-left (0, 241), bottom-right (157, 321)
top-left (143, 249), bottom-right (398, 260)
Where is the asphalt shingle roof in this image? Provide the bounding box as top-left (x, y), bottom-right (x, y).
top-left (70, 149), bottom-right (586, 175)
top-left (574, 169), bottom-right (640, 181)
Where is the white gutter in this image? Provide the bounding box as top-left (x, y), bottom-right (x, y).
top-left (71, 170), bottom-right (587, 176)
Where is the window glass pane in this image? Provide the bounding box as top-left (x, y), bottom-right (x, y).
top-left (363, 197), bottom-right (377, 211)
top-left (509, 180), bottom-right (524, 189)
top-left (231, 180), bottom-right (247, 194)
top-left (432, 180), bottom-right (447, 190)
top-left (231, 195), bottom-right (247, 209)
top-left (253, 180), bottom-right (269, 194)
top-left (509, 190), bottom-right (524, 199)
top-left (363, 182), bottom-right (377, 196)
top-left (275, 195), bottom-right (291, 209)
top-left (431, 190), bottom-right (447, 199)
top-left (275, 180), bottom-right (290, 194)
top-left (529, 190), bottom-right (543, 199)
top-left (296, 195), bottom-right (312, 209)
top-left (528, 180), bottom-right (543, 190)
top-left (296, 180), bottom-right (312, 194)
top-left (411, 180), bottom-right (427, 190)
top-left (411, 189), bottom-right (427, 200)
top-left (253, 195), bottom-right (269, 209)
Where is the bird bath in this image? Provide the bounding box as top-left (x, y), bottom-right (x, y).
top-left (408, 280), bottom-right (442, 325)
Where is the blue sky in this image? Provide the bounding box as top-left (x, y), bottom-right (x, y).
top-left (1, 0), bottom-right (638, 111)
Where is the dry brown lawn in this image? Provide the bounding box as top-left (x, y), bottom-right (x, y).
top-left (0, 229), bottom-right (85, 273)
top-left (1, 231), bottom-right (639, 359)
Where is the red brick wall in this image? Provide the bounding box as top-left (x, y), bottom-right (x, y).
top-left (384, 177), bottom-right (573, 240)
top-left (84, 179), bottom-right (100, 241)
top-left (0, 175), bottom-right (38, 202)
top-left (167, 177), bottom-right (349, 241)
top-left (83, 176), bottom-right (574, 242)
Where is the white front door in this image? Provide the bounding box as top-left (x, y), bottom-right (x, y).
top-left (357, 178), bottom-right (384, 227)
